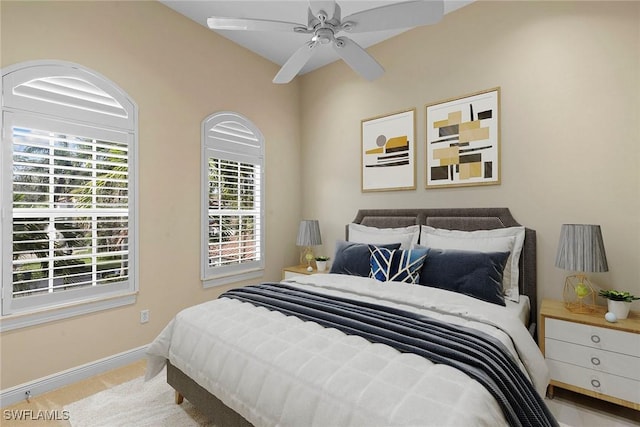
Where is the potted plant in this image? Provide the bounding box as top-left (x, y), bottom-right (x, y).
top-left (598, 290), bottom-right (639, 319)
top-left (315, 256), bottom-right (330, 272)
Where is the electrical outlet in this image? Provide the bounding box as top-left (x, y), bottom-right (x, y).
top-left (140, 309), bottom-right (149, 324)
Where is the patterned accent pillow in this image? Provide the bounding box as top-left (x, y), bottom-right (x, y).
top-left (369, 245), bottom-right (429, 284)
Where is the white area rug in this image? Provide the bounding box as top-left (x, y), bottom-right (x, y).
top-left (65, 369), bottom-right (214, 427)
top-left (62, 368), bottom-right (636, 427)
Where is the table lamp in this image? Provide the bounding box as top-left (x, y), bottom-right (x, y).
top-left (297, 220), bottom-right (322, 271)
top-left (555, 224), bottom-right (608, 313)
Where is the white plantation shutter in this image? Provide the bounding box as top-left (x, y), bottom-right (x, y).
top-left (202, 112), bottom-right (264, 285)
top-left (3, 62), bottom-right (134, 128)
top-left (2, 61), bottom-right (137, 320)
top-left (10, 120), bottom-right (130, 296)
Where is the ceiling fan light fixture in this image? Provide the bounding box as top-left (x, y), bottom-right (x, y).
top-left (312, 28), bottom-right (335, 45)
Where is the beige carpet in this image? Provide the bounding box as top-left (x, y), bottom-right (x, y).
top-left (65, 369), bottom-right (213, 427)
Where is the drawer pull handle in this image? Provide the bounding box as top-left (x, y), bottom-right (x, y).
top-left (590, 357), bottom-right (601, 366)
top-left (590, 335), bottom-right (601, 344)
top-left (591, 379), bottom-right (601, 388)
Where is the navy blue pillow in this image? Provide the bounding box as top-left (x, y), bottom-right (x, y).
top-left (418, 248), bottom-right (510, 306)
top-left (330, 241), bottom-right (401, 277)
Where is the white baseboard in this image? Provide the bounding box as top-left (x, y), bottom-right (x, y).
top-left (1, 344), bottom-right (149, 408)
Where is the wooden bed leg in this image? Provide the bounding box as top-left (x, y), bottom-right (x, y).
top-left (546, 385), bottom-right (554, 400)
top-left (175, 391), bottom-right (184, 405)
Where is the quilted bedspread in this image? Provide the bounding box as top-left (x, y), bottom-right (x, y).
top-left (146, 274), bottom-right (551, 427)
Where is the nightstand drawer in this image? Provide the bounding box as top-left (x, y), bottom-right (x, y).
top-left (283, 270), bottom-right (303, 279)
top-left (545, 338), bottom-right (640, 380)
top-left (545, 318), bottom-right (640, 357)
top-left (548, 359), bottom-right (640, 404)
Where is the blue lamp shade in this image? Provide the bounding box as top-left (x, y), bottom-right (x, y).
top-left (555, 224), bottom-right (608, 273)
top-left (296, 220), bottom-right (322, 247)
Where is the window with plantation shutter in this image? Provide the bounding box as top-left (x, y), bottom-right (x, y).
top-left (202, 112), bottom-right (264, 286)
top-left (1, 61), bottom-right (137, 328)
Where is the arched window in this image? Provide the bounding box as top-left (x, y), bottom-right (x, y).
top-left (201, 112), bottom-right (264, 286)
top-left (1, 61), bottom-right (138, 328)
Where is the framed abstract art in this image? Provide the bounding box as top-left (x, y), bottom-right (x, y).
top-left (425, 88), bottom-right (500, 188)
top-left (361, 108), bottom-right (416, 192)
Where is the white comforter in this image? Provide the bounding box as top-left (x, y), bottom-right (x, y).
top-left (146, 274), bottom-right (549, 427)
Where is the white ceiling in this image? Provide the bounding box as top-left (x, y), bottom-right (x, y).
top-left (160, 1), bottom-right (473, 75)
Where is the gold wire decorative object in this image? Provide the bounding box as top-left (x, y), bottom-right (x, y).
top-left (302, 247), bottom-right (315, 271)
top-left (563, 274), bottom-right (597, 313)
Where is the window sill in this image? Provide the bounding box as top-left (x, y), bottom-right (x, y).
top-left (0, 292), bottom-right (137, 332)
top-left (202, 269), bottom-right (263, 288)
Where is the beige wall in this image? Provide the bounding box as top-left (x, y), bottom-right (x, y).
top-left (300, 1), bottom-right (640, 312)
top-left (0, 1), bottom-right (302, 389)
top-left (1, 0), bottom-right (639, 393)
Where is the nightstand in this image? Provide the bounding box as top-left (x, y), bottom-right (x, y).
top-left (539, 299), bottom-right (640, 410)
top-left (282, 265), bottom-right (324, 280)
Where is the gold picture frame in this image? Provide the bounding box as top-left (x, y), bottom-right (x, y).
top-left (361, 108), bottom-right (416, 192)
top-left (425, 88), bottom-right (501, 188)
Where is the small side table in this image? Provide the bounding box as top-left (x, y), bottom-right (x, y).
top-left (539, 298), bottom-right (640, 410)
top-left (282, 264), bottom-right (324, 280)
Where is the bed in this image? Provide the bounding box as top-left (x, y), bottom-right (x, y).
top-left (146, 208), bottom-right (556, 427)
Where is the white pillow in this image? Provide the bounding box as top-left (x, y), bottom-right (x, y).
top-left (420, 225), bottom-right (525, 303)
top-left (348, 223), bottom-right (419, 250)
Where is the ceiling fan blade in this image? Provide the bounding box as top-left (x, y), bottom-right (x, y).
top-left (273, 41), bottom-right (319, 84)
top-left (341, 0), bottom-right (444, 33)
top-left (332, 37), bottom-right (384, 81)
top-left (207, 17), bottom-right (307, 33)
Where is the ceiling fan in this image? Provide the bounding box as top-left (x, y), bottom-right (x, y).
top-left (207, 1), bottom-right (444, 84)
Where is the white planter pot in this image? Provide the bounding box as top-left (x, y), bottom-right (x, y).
top-left (316, 261), bottom-right (327, 272)
top-left (607, 300), bottom-right (631, 320)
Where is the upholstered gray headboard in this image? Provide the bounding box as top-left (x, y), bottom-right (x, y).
top-left (348, 207), bottom-right (537, 336)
